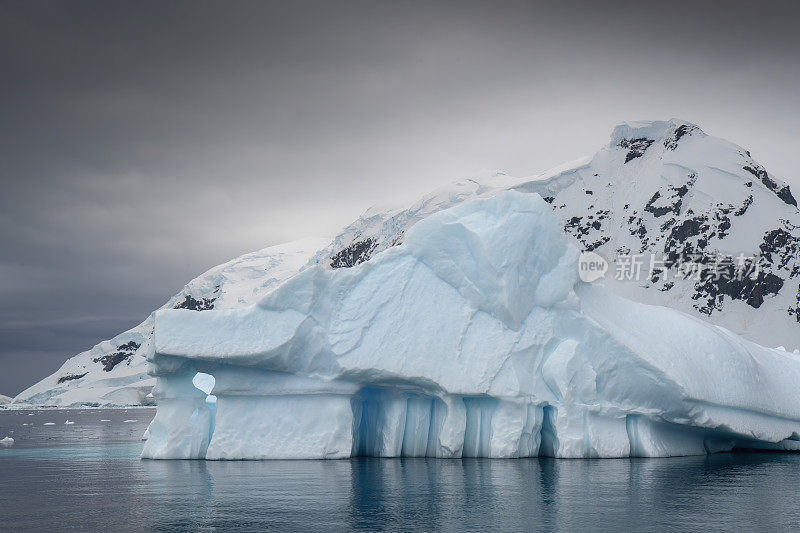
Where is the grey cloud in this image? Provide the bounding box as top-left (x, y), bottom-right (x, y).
top-left (1, 0), bottom-right (799, 395)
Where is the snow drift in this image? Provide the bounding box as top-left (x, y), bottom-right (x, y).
top-left (142, 192), bottom-right (800, 459)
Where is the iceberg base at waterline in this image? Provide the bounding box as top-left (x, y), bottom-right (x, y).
top-left (141, 192), bottom-right (800, 459)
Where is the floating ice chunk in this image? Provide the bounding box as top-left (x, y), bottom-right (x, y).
top-left (64, 420), bottom-right (74, 425)
top-left (100, 419), bottom-right (111, 422)
top-left (43, 422), bottom-right (55, 426)
top-left (123, 419), bottom-right (138, 423)
top-left (0, 436), bottom-right (13, 446)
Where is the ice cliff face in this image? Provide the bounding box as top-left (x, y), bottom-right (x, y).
top-left (16, 119), bottom-right (799, 406)
top-left (142, 192), bottom-right (800, 459)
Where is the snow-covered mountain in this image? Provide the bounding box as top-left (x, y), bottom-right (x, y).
top-left (0, 394), bottom-right (12, 406)
top-left (13, 238), bottom-right (327, 406)
top-left (14, 119), bottom-right (799, 406)
top-left (315, 119), bottom-right (800, 349)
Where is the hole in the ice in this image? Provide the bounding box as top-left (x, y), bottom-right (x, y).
top-left (192, 372), bottom-right (217, 405)
top-left (192, 371), bottom-right (217, 445)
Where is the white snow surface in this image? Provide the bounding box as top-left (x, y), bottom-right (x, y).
top-left (142, 192), bottom-right (800, 459)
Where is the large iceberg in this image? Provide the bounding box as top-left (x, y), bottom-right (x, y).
top-left (142, 191), bottom-right (800, 459)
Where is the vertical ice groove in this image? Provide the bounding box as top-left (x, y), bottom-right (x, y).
top-left (479, 401), bottom-right (493, 456)
top-left (626, 414), bottom-right (640, 457)
top-left (401, 396), bottom-right (431, 457)
top-left (425, 398), bottom-right (444, 457)
top-left (539, 405), bottom-right (558, 457)
top-left (460, 397), bottom-right (498, 457)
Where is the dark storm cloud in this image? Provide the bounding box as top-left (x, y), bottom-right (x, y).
top-left (1, 0), bottom-right (799, 395)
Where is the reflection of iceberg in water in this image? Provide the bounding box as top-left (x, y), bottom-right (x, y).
top-left (142, 192), bottom-right (800, 460)
top-left (134, 454), bottom-right (800, 531)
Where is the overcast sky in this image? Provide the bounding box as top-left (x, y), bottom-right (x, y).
top-left (1, 0), bottom-right (799, 396)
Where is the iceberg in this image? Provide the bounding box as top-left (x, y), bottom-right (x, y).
top-left (142, 192), bottom-right (800, 459)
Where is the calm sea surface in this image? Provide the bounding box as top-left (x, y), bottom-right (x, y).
top-left (1, 408), bottom-right (799, 532)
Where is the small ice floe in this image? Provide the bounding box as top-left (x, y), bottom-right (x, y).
top-left (64, 420), bottom-right (74, 425)
top-left (43, 422), bottom-right (55, 426)
top-left (142, 392), bottom-right (156, 406)
top-left (123, 419), bottom-right (138, 423)
top-left (99, 419), bottom-right (111, 422)
top-left (27, 413), bottom-right (34, 416)
top-left (22, 423), bottom-right (29, 426)
top-left (1, 436), bottom-right (14, 446)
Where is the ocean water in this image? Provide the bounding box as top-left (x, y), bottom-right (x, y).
top-left (1, 409), bottom-right (799, 532)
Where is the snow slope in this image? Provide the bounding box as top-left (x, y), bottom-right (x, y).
top-left (13, 238), bottom-right (327, 407)
top-left (143, 192), bottom-right (800, 459)
top-left (0, 394), bottom-right (12, 406)
top-left (15, 119), bottom-right (799, 406)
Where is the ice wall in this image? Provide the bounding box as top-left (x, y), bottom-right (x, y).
top-left (142, 192), bottom-right (800, 459)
